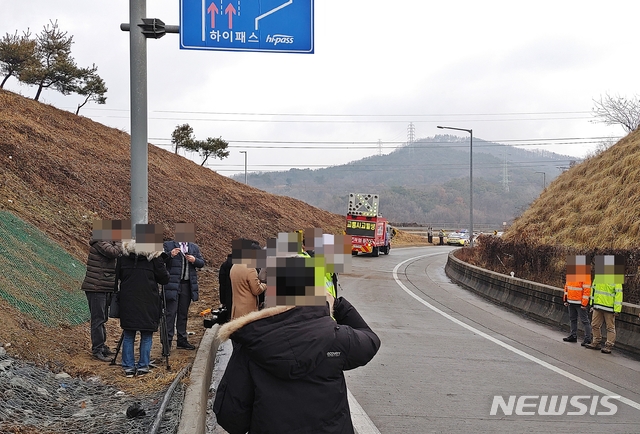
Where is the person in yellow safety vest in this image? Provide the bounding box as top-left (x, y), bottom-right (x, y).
top-left (562, 281), bottom-right (592, 346)
top-left (585, 282), bottom-right (623, 353)
top-left (325, 271), bottom-right (337, 298)
top-left (300, 233), bottom-right (337, 299)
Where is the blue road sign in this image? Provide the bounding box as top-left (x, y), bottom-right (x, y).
top-left (180, 0), bottom-right (314, 53)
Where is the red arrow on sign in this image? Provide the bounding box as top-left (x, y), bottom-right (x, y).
top-left (225, 3), bottom-right (237, 29)
top-left (207, 2), bottom-right (219, 28)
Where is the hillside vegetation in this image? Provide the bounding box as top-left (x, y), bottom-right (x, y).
top-left (505, 128), bottom-right (640, 249)
top-left (0, 90), bottom-right (348, 267)
top-left (459, 128), bottom-right (640, 304)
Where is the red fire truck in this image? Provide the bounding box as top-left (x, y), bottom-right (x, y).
top-left (345, 193), bottom-right (392, 257)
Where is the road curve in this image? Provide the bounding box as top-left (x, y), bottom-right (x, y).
top-left (342, 246), bottom-right (640, 433)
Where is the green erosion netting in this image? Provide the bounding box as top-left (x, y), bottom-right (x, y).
top-left (0, 211), bottom-right (89, 326)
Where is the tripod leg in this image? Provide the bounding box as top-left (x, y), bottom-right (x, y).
top-left (160, 287), bottom-right (171, 370)
top-left (110, 331), bottom-right (124, 365)
top-left (160, 317), bottom-right (171, 370)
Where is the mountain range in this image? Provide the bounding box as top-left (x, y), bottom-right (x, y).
top-left (236, 135), bottom-right (579, 229)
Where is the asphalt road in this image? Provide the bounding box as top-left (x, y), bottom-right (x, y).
top-left (342, 246), bottom-right (640, 434)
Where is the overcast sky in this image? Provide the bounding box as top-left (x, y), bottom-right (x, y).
top-left (3, 0), bottom-right (638, 176)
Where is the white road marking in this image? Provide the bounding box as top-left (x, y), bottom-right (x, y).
top-left (393, 254), bottom-right (640, 411)
top-left (348, 388), bottom-right (382, 434)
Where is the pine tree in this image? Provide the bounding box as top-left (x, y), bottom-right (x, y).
top-left (0, 30), bottom-right (36, 89)
top-left (19, 21), bottom-right (82, 101)
top-left (74, 64), bottom-right (107, 115)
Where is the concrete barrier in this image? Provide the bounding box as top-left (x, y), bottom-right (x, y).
top-left (177, 324), bottom-right (222, 434)
top-left (445, 250), bottom-right (640, 357)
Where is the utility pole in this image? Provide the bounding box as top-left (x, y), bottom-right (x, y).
top-left (437, 125), bottom-right (474, 247)
top-left (239, 151), bottom-right (247, 184)
top-left (121, 1), bottom-right (178, 236)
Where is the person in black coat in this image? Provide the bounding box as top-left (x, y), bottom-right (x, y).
top-left (116, 240), bottom-right (170, 376)
top-left (218, 253), bottom-right (233, 319)
top-left (213, 253), bottom-right (381, 434)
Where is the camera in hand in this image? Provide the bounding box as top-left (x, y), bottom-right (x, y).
top-left (203, 305), bottom-right (230, 328)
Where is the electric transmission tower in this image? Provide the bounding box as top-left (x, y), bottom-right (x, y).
top-left (502, 149), bottom-right (510, 193)
top-left (407, 123), bottom-right (415, 154)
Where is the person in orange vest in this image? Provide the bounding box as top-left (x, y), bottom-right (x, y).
top-left (562, 276), bottom-right (592, 346)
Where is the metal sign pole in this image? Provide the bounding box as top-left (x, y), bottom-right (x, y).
top-left (129, 0), bottom-right (149, 236)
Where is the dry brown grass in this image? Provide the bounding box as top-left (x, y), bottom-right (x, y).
top-left (505, 129), bottom-right (640, 250)
top-left (0, 89), bottom-right (426, 390)
top-left (468, 131), bottom-right (640, 304)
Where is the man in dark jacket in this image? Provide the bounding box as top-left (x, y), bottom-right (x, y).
top-left (213, 254), bottom-right (380, 434)
top-left (81, 224), bottom-right (123, 362)
top-left (163, 223), bottom-right (205, 350)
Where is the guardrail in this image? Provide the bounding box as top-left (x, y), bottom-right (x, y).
top-left (445, 250), bottom-right (640, 358)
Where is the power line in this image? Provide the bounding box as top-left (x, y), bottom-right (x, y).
top-left (81, 115), bottom-right (596, 123)
top-left (151, 137), bottom-right (617, 149)
top-left (70, 105), bottom-right (596, 123)
top-left (203, 160), bottom-right (581, 171)
top-left (76, 107), bottom-right (593, 117)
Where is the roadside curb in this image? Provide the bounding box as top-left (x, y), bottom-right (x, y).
top-left (177, 324), bottom-right (221, 434)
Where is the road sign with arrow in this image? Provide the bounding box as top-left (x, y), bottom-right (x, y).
top-left (180, 0), bottom-right (314, 53)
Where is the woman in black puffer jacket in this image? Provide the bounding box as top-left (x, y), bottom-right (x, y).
top-left (115, 240), bottom-right (170, 376)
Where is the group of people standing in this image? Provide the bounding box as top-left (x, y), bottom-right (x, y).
top-left (562, 255), bottom-right (624, 354)
top-left (83, 224), bottom-right (382, 432)
top-left (81, 221), bottom-right (204, 377)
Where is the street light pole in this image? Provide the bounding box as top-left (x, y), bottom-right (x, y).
top-left (535, 171), bottom-right (546, 189)
top-left (239, 151), bottom-right (247, 184)
top-left (437, 125), bottom-right (474, 247)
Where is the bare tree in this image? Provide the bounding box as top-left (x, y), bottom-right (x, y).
top-left (583, 136), bottom-right (617, 159)
top-left (19, 21), bottom-right (81, 101)
top-left (74, 64), bottom-right (107, 115)
top-left (592, 93), bottom-right (640, 133)
top-left (0, 30), bottom-right (36, 89)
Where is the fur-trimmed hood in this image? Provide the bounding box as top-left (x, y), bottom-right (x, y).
top-left (122, 240), bottom-right (165, 261)
top-left (217, 306), bottom-right (294, 342)
top-left (217, 304), bottom-right (338, 380)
